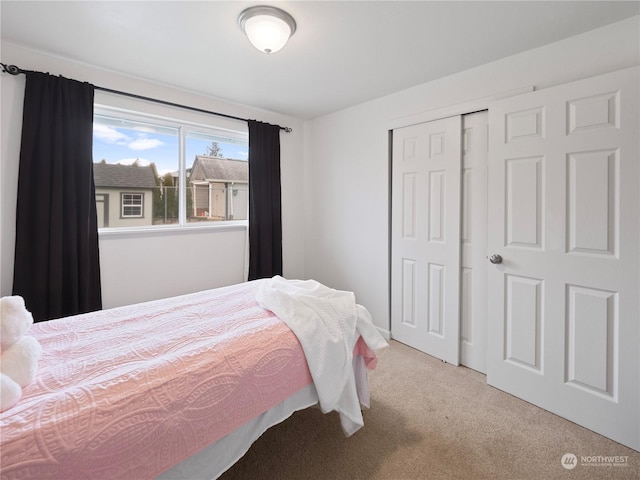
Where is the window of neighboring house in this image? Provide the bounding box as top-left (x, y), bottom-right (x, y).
top-left (121, 193), bottom-right (143, 218)
top-left (93, 107), bottom-right (248, 231)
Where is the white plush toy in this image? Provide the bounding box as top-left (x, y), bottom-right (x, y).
top-left (0, 296), bottom-right (42, 412)
top-left (1, 296), bottom-right (33, 350)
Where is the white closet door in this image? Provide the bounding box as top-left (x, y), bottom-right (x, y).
top-left (460, 111), bottom-right (488, 373)
top-left (487, 67), bottom-right (639, 450)
top-left (391, 116), bottom-right (462, 365)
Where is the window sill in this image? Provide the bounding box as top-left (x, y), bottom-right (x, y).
top-left (98, 221), bottom-right (247, 238)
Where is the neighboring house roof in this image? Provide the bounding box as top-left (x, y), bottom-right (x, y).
top-left (93, 163), bottom-right (157, 189)
top-left (190, 156), bottom-right (248, 183)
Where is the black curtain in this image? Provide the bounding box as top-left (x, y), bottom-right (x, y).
top-left (247, 120), bottom-right (283, 280)
top-left (13, 72), bottom-right (102, 322)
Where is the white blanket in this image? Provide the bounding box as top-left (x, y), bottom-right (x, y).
top-left (256, 276), bottom-right (388, 436)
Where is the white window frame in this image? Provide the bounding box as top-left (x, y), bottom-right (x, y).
top-left (120, 192), bottom-right (144, 218)
top-left (94, 105), bottom-right (249, 236)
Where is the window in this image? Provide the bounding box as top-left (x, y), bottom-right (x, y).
top-left (121, 193), bottom-right (143, 218)
top-left (92, 107), bottom-right (249, 230)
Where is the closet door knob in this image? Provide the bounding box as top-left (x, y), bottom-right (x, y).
top-left (489, 254), bottom-right (503, 264)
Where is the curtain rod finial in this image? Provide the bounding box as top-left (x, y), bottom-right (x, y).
top-left (1, 63), bottom-right (22, 75)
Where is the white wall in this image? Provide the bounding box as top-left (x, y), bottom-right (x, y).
top-left (0, 42), bottom-right (306, 306)
top-left (303, 16), bottom-right (640, 335)
top-left (3, 17), bottom-right (638, 318)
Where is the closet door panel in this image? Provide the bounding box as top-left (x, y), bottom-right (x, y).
top-left (487, 66), bottom-right (639, 450)
top-left (391, 116), bottom-right (462, 364)
top-left (460, 111), bottom-right (488, 373)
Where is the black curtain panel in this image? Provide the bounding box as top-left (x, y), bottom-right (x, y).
top-left (247, 120), bottom-right (283, 280)
top-left (13, 72), bottom-right (102, 322)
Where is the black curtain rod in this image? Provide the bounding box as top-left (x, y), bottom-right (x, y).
top-left (1, 63), bottom-right (292, 133)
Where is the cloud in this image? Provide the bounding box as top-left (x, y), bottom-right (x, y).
top-left (117, 158), bottom-right (152, 167)
top-left (128, 137), bottom-right (164, 151)
top-left (94, 124), bottom-right (164, 152)
top-left (93, 124), bottom-right (131, 144)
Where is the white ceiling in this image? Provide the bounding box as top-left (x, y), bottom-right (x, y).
top-left (1, 1), bottom-right (638, 120)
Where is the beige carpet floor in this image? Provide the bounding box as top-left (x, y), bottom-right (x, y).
top-left (220, 340), bottom-right (639, 480)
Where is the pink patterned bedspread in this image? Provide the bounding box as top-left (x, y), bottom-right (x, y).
top-left (0, 280), bottom-right (313, 479)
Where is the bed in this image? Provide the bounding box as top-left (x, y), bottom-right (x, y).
top-left (0, 276), bottom-right (386, 479)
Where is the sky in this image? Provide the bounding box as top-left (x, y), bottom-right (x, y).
top-left (92, 122), bottom-right (248, 176)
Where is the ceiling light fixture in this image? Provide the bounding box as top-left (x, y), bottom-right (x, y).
top-left (238, 5), bottom-right (297, 54)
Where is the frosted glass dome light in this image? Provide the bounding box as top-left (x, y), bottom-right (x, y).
top-left (238, 6), bottom-right (297, 54)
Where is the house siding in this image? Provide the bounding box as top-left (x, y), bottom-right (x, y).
top-left (95, 187), bottom-right (154, 228)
